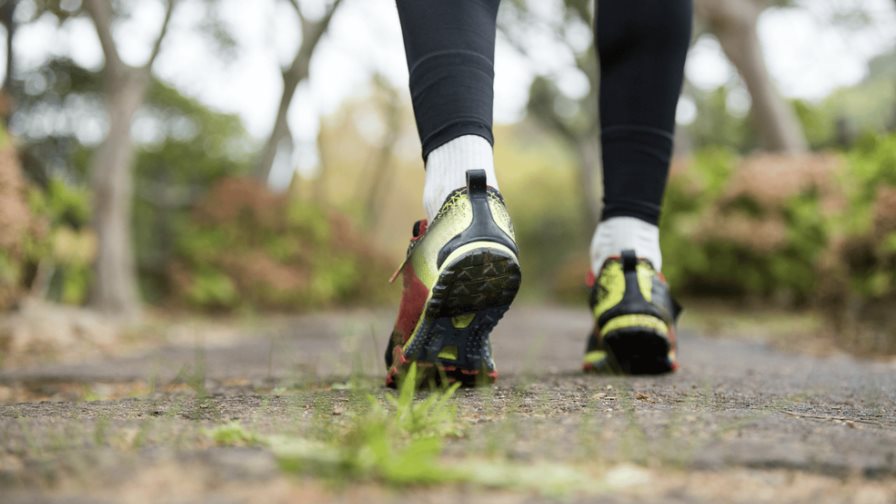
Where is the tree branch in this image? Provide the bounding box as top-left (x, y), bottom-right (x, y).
top-left (256, 0), bottom-right (344, 182)
top-left (302, 0), bottom-right (344, 55)
top-left (143, 0), bottom-right (177, 72)
top-left (284, 0), bottom-right (343, 80)
top-left (285, 0), bottom-right (302, 19)
top-left (83, 0), bottom-right (122, 71)
top-left (694, 0), bottom-right (760, 30)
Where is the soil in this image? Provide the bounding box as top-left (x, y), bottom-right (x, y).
top-left (1, 304), bottom-right (895, 503)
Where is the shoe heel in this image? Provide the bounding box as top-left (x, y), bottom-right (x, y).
top-left (602, 329), bottom-right (674, 375)
top-left (428, 244), bottom-right (521, 319)
top-left (390, 169), bottom-right (521, 388)
top-left (397, 245), bottom-right (520, 387)
top-left (436, 169), bottom-right (518, 270)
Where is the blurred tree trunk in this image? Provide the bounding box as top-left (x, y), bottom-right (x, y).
top-left (500, 0), bottom-right (603, 231)
top-left (0, 0), bottom-right (17, 91)
top-left (84, 0), bottom-right (176, 317)
top-left (525, 79), bottom-right (601, 231)
top-left (574, 140), bottom-right (601, 231)
top-left (254, 0), bottom-right (344, 184)
top-left (313, 127), bottom-right (329, 206)
top-left (361, 76), bottom-right (402, 229)
top-left (0, 0), bottom-right (18, 124)
top-left (695, 0), bottom-right (808, 153)
top-left (526, 79), bottom-right (601, 231)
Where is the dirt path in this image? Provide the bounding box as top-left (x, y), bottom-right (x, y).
top-left (2, 305), bottom-right (895, 503)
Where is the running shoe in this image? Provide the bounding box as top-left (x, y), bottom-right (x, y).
top-left (385, 169), bottom-right (521, 387)
top-left (583, 249), bottom-right (681, 374)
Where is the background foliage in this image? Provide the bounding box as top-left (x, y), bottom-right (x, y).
top-left (1, 0), bottom-right (895, 350)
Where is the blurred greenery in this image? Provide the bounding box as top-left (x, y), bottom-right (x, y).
top-left (26, 178), bottom-right (93, 304)
top-left (660, 150), bottom-right (834, 303)
top-left (133, 80), bottom-right (254, 302)
top-left (8, 51), bottom-right (392, 312)
top-left (170, 176), bottom-right (392, 311)
top-left (1, 0), bottom-right (895, 350)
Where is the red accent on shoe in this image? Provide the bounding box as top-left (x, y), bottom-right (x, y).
top-left (392, 345), bottom-right (408, 365)
top-left (668, 325), bottom-right (679, 370)
top-left (412, 219), bottom-right (428, 240)
top-left (392, 262), bottom-right (430, 347)
top-left (586, 270), bottom-right (596, 288)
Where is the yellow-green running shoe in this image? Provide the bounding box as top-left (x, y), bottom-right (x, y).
top-left (583, 249), bottom-right (682, 375)
top-left (385, 169), bottom-right (522, 387)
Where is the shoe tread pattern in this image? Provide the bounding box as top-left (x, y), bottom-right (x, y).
top-left (392, 248), bottom-right (521, 387)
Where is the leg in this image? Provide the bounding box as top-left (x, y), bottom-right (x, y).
top-left (386, 0), bottom-right (521, 387)
top-left (396, 0), bottom-right (501, 221)
top-left (584, 0), bottom-right (691, 375)
top-left (591, 0), bottom-right (693, 272)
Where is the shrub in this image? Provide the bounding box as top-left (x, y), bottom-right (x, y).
top-left (25, 178), bottom-right (94, 305)
top-left (169, 177), bottom-right (392, 311)
top-left (653, 133), bottom-right (896, 352)
top-left (0, 132), bottom-right (31, 309)
top-left (661, 151), bottom-right (842, 304)
top-left (818, 134), bottom-right (896, 352)
top-left (0, 129), bottom-right (94, 309)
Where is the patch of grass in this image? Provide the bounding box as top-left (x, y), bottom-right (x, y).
top-left (216, 365), bottom-right (463, 485)
top-left (274, 424), bottom-right (450, 485)
top-left (93, 415), bottom-right (110, 446)
top-left (81, 386), bottom-right (102, 402)
top-left (380, 366), bottom-right (462, 438)
top-left (203, 364), bottom-right (606, 495)
top-left (174, 349), bottom-right (209, 398)
top-left (206, 421), bottom-right (266, 447)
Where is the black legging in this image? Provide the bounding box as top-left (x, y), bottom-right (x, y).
top-left (396, 0), bottom-right (693, 226)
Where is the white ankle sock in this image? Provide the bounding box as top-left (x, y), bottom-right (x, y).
top-left (590, 217), bottom-right (662, 273)
top-left (423, 135), bottom-right (497, 222)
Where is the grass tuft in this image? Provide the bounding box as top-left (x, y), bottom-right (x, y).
top-left (207, 421), bottom-right (266, 447)
top-left (273, 364), bottom-right (463, 485)
top-left (201, 364), bottom-right (607, 495)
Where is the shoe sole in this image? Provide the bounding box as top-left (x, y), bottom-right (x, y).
top-left (387, 244), bottom-right (521, 388)
top-left (596, 329), bottom-right (675, 375)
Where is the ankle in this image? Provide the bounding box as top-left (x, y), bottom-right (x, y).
top-left (423, 135), bottom-right (497, 221)
top-left (590, 217), bottom-right (662, 273)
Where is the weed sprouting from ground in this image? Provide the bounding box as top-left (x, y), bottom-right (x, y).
top-left (210, 364), bottom-right (462, 485)
top-left (380, 365), bottom-right (462, 439)
top-left (207, 422), bottom-right (266, 447)
top-left (205, 364), bottom-right (604, 495)
top-left (174, 349), bottom-right (208, 398)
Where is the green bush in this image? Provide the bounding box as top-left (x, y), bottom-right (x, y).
top-left (0, 129), bottom-right (33, 309)
top-left (823, 134), bottom-right (896, 352)
top-left (823, 134), bottom-right (896, 307)
top-left (26, 178), bottom-right (93, 305)
top-left (0, 130), bottom-right (91, 309)
top-left (170, 177), bottom-right (392, 312)
top-left (652, 133), bottom-right (896, 351)
top-left (660, 149), bottom-right (842, 303)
